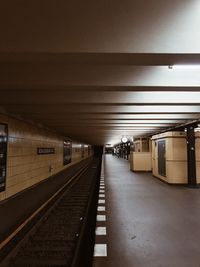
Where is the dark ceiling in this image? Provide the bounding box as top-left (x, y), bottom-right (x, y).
top-left (0, 0), bottom-right (200, 145)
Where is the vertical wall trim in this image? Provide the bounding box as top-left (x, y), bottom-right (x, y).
top-left (187, 126), bottom-right (197, 186)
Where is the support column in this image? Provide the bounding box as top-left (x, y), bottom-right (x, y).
top-left (186, 126), bottom-right (197, 186)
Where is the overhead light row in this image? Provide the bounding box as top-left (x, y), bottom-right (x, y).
top-left (168, 64), bottom-right (200, 70)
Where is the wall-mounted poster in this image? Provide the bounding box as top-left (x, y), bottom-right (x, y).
top-left (63, 140), bottom-right (72, 165)
top-left (0, 124), bottom-right (8, 192)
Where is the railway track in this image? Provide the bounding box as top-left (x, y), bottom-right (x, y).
top-left (0, 157), bottom-right (101, 267)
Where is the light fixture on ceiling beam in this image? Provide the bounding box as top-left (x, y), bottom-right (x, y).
top-left (168, 64), bottom-right (200, 70)
top-left (121, 136), bottom-right (128, 143)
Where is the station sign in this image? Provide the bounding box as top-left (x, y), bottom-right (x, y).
top-left (37, 147), bottom-right (55, 155)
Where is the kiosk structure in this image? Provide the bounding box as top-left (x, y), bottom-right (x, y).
top-left (130, 138), bottom-right (152, 171)
top-left (152, 131), bottom-right (200, 184)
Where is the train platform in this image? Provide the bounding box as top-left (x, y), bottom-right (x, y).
top-left (93, 154), bottom-right (200, 267)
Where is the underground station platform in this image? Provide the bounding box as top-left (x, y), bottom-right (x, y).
top-left (1, 154), bottom-right (200, 267)
top-left (1, 1), bottom-right (200, 266)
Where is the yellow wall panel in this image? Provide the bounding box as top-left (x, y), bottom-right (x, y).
top-left (0, 114), bottom-right (93, 201)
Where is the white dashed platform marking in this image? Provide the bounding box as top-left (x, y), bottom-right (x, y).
top-left (98, 199), bottom-right (105, 204)
top-left (94, 156), bottom-right (107, 262)
top-left (99, 190), bottom-right (105, 193)
top-left (95, 226), bottom-right (107, 235)
top-left (97, 215), bottom-right (106, 221)
top-left (93, 244), bottom-right (107, 257)
top-left (97, 206), bottom-right (106, 211)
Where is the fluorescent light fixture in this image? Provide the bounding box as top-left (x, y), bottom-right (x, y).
top-left (105, 143), bottom-right (112, 147)
top-left (169, 64), bottom-right (200, 70)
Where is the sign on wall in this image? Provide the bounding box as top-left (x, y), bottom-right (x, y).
top-left (0, 123), bottom-right (8, 192)
top-left (63, 140), bottom-right (72, 165)
top-left (37, 148), bottom-right (55, 155)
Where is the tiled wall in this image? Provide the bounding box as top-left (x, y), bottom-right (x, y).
top-left (0, 114), bottom-right (93, 201)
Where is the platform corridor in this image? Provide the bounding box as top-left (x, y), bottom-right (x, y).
top-left (93, 154), bottom-right (200, 267)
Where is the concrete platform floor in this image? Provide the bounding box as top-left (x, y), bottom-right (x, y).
top-left (93, 154), bottom-right (200, 267)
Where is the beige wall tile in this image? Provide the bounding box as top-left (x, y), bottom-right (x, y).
top-left (0, 114), bottom-right (93, 201)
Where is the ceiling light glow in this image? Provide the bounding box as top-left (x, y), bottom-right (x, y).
top-left (169, 64), bottom-right (200, 70)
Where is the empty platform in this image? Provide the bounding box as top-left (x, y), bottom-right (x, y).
top-left (93, 154), bottom-right (200, 267)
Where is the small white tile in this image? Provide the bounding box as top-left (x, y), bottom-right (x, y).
top-left (99, 190), bottom-right (105, 193)
top-left (93, 244), bottom-right (107, 257)
top-left (95, 227), bottom-right (107, 235)
top-left (99, 194), bottom-right (105, 198)
top-left (98, 206), bottom-right (105, 211)
top-left (97, 215), bottom-right (106, 221)
top-left (98, 199), bottom-right (105, 204)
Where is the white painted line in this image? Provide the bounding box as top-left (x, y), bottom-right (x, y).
top-left (98, 206), bottom-right (106, 211)
top-left (99, 190), bottom-right (105, 193)
top-left (95, 227), bottom-right (107, 235)
top-left (98, 199), bottom-right (105, 204)
top-left (97, 215), bottom-right (106, 221)
top-left (93, 244), bottom-right (107, 257)
top-left (100, 186), bottom-right (105, 189)
top-left (99, 194), bottom-right (105, 198)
